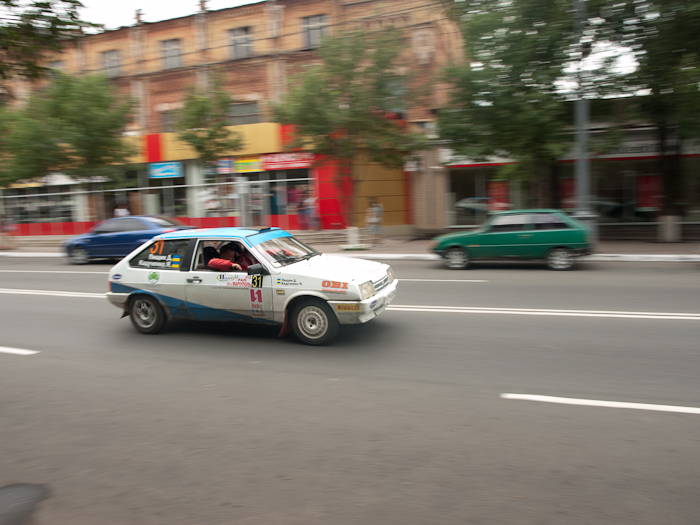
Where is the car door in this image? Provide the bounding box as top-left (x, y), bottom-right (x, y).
top-left (476, 213), bottom-right (532, 258)
top-left (102, 218), bottom-right (152, 257)
top-left (528, 212), bottom-right (577, 258)
top-left (88, 219), bottom-right (122, 256)
top-left (184, 240), bottom-right (274, 321)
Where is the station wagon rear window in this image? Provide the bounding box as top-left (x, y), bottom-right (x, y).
top-left (129, 239), bottom-right (190, 270)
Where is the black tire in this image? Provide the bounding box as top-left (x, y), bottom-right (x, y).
top-left (444, 247), bottom-right (470, 270)
top-left (129, 295), bottom-right (167, 334)
top-left (69, 247), bottom-right (89, 265)
top-left (546, 248), bottom-right (575, 271)
top-left (290, 298), bottom-right (339, 345)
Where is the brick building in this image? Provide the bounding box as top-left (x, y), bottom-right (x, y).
top-left (3, 0), bottom-right (461, 233)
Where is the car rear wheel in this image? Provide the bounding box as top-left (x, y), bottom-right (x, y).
top-left (129, 295), bottom-right (167, 334)
top-left (546, 248), bottom-right (575, 271)
top-left (444, 247), bottom-right (470, 270)
top-left (290, 298), bottom-right (339, 345)
top-left (69, 247), bottom-right (89, 265)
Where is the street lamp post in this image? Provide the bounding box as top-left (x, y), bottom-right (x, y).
top-left (573, 0), bottom-right (598, 244)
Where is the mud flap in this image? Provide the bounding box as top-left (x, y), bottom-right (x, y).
top-left (278, 311), bottom-right (290, 337)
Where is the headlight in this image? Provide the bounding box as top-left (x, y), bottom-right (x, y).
top-left (359, 281), bottom-right (376, 300)
top-left (386, 267), bottom-right (395, 283)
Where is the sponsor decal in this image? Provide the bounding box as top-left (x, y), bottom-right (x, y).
top-left (112, 274), bottom-right (122, 281)
top-left (250, 288), bottom-right (266, 318)
top-left (148, 271), bottom-right (160, 285)
top-left (336, 303), bottom-right (361, 312)
top-left (322, 280), bottom-right (348, 293)
top-left (216, 274), bottom-right (252, 287)
top-left (276, 289), bottom-right (285, 296)
top-left (137, 253), bottom-right (180, 269)
top-left (276, 277), bottom-right (303, 287)
top-left (370, 300), bottom-right (378, 309)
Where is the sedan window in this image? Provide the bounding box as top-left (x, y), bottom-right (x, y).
top-left (114, 218), bottom-right (147, 232)
top-left (487, 214), bottom-right (529, 233)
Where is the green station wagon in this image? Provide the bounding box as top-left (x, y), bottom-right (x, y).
top-left (431, 209), bottom-right (593, 270)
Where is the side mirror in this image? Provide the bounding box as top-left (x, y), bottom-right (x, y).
top-left (247, 264), bottom-right (270, 276)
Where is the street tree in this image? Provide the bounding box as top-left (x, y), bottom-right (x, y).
top-left (176, 79), bottom-right (244, 167)
top-left (1, 73), bottom-right (133, 184)
top-left (0, 0), bottom-right (93, 97)
top-left (438, 0), bottom-right (587, 208)
top-left (600, 0), bottom-right (700, 215)
top-left (273, 29), bottom-right (426, 225)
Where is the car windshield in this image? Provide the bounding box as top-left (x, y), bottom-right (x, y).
top-left (256, 236), bottom-right (320, 267)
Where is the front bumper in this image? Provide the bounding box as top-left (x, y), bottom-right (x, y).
top-left (328, 279), bottom-right (398, 325)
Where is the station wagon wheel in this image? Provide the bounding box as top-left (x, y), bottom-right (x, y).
top-left (69, 247), bottom-right (89, 265)
top-left (129, 295), bottom-right (167, 334)
top-left (290, 298), bottom-right (339, 345)
top-left (546, 248), bottom-right (575, 271)
top-left (444, 247), bottom-right (469, 270)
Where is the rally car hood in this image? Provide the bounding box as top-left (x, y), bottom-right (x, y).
top-left (280, 253), bottom-right (389, 284)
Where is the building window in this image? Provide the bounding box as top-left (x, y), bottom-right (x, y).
top-left (161, 39), bottom-right (182, 69)
top-left (229, 27), bottom-right (252, 59)
top-left (160, 111), bottom-right (176, 132)
top-left (228, 102), bottom-right (260, 126)
top-left (101, 50), bottom-right (121, 76)
top-left (302, 15), bottom-right (327, 49)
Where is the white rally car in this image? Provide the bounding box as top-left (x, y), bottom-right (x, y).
top-left (106, 227), bottom-right (398, 345)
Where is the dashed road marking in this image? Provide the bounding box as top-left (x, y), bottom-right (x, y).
top-left (501, 393), bottom-right (700, 415)
top-left (0, 346), bottom-right (40, 356)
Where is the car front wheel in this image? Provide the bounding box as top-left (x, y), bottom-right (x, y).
top-left (290, 298), bottom-right (339, 345)
top-left (129, 295), bottom-right (167, 334)
top-left (444, 247), bottom-right (470, 270)
top-left (546, 248), bottom-right (575, 271)
top-left (69, 247), bottom-right (89, 265)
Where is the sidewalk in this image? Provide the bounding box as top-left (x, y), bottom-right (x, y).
top-left (0, 235), bottom-right (699, 262)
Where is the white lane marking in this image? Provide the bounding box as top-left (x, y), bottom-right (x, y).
top-left (0, 346), bottom-right (40, 356)
top-left (397, 279), bottom-right (487, 283)
top-left (0, 288), bottom-right (105, 299)
top-left (388, 304), bottom-right (700, 320)
top-left (501, 393), bottom-right (700, 415)
top-left (0, 270), bottom-right (108, 275)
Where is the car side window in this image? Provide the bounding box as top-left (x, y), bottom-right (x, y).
top-left (129, 239), bottom-right (190, 270)
top-left (116, 218), bottom-right (147, 232)
top-left (93, 220), bottom-right (119, 234)
top-left (487, 214), bottom-right (529, 233)
top-left (534, 213), bottom-right (570, 230)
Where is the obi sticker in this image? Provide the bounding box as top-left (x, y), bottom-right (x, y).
top-left (336, 303), bottom-right (361, 312)
top-left (322, 280), bottom-right (348, 293)
top-left (148, 271), bottom-right (160, 285)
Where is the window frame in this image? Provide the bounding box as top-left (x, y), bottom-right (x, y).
top-left (227, 102), bottom-right (261, 126)
top-left (228, 27), bottom-right (253, 60)
top-left (302, 14), bottom-right (328, 49)
top-left (101, 49), bottom-right (121, 76)
top-left (161, 39), bottom-right (183, 70)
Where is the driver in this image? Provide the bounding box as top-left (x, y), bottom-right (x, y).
top-left (207, 243), bottom-right (243, 272)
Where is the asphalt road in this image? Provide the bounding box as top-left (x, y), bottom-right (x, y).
top-left (1, 257), bottom-right (699, 524)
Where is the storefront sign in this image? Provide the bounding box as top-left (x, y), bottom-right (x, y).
top-left (487, 181), bottom-right (510, 211)
top-left (148, 162), bottom-right (182, 179)
top-left (262, 152), bottom-right (314, 170)
top-left (636, 175), bottom-right (662, 210)
top-left (217, 158), bottom-right (234, 174)
top-left (235, 157), bottom-right (262, 173)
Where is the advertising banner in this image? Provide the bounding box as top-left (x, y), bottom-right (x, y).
top-left (262, 152), bottom-right (314, 171)
top-left (235, 157), bottom-right (262, 173)
top-left (636, 175), bottom-right (662, 210)
top-left (217, 158), bottom-right (234, 174)
top-left (487, 181), bottom-right (510, 211)
top-left (148, 162), bottom-right (182, 179)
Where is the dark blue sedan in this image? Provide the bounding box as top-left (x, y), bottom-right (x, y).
top-left (64, 216), bottom-right (193, 264)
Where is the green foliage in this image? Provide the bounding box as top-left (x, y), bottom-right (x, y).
top-left (273, 29), bottom-right (426, 172)
top-left (0, 73), bottom-right (133, 184)
top-left (0, 0), bottom-right (95, 96)
top-left (175, 79), bottom-right (244, 164)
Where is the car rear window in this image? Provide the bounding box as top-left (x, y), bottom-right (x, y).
top-left (533, 213), bottom-right (571, 230)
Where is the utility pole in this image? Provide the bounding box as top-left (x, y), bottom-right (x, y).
top-left (573, 0), bottom-right (597, 242)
